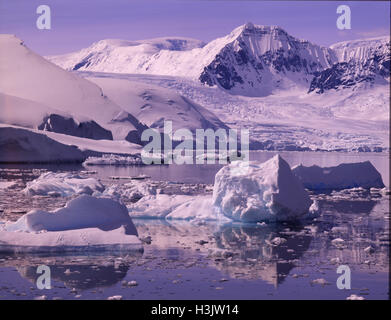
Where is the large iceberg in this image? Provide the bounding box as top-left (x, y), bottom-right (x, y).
top-left (23, 172), bottom-right (105, 197)
top-left (212, 155), bottom-right (313, 222)
top-left (0, 195), bottom-right (141, 253)
top-left (292, 161), bottom-right (385, 190)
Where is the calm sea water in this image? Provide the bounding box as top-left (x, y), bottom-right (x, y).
top-left (0, 152), bottom-right (389, 300)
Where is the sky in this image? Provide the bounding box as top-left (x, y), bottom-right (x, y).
top-left (0, 0), bottom-right (389, 55)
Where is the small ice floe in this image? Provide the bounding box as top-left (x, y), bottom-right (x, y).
top-left (0, 181), bottom-right (18, 189)
top-left (346, 294), bottom-right (365, 300)
top-left (292, 161), bottom-right (385, 190)
top-left (127, 280), bottom-right (138, 287)
top-left (0, 195), bottom-right (141, 253)
top-left (107, 295), bottom-right (123, 300)
top-left (212, 155), bottom-right (313, 222)
top-left (310, 278), bottom-right (330, 286)
top-left (331, 226), bottom-right (349, 234)
top-left (84, 154), bottom-right (143, 166)
top-left (268, 237), bottom-right (287, 246)
top-left (364, 246), bottom-right (375, 254)
top-left (103, 181), bottom-right (157, 202)
top-left (331, 238), bottom-right (346, 249)
top-left (23, 172), bottom-right (105, 197)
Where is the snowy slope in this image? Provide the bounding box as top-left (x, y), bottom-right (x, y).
top-left (100, 72), bottom-right (388, 152)
top-left (49, 37), bottom-right (205, 73)
top-left (87, 76), bottom-right (229, 132)
top-left (0, 34), bottom-right (147, 143)
top-left (48, 24), bottom-right (337, 96)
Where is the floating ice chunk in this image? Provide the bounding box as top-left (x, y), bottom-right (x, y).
top-left (346, 294), bottom-right (365, 300)
top-left (128, 194), bottom-right (229, 222)
top-left (212, 155), bottom-right (313, 222)
top-left (84, 154), bottom-right (143, 166)
top-left (102, 180), bottom-right (157, 202)
top-left (0, 195), bottom-right (140, 253)
top-left (4, 195), bottom-right (137, 234)
top-left (292, 161), bottom-right (385, 190)
top-left (167, 195), bottom-right (230, 222)
top-left (310, 278), bottom-right (330, 286)
top-left (23, 172), bottom-right (105, 197)
top-left (0, 226), bottom-right (141, 254)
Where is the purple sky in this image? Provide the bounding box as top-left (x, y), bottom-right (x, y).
top-left (0, 0), bottom-right (389, 55)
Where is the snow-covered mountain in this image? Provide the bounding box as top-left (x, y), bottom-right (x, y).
top-left (0, 34), bottom-right (147, 143)
top-left (48, 23), bottom-right (337, 96)
top-left (309, 36), bottom-right (390, 93)
top-left (48, 24), bottom-right (389, 97)
top-left (0, 34), bottom-right (228, 146)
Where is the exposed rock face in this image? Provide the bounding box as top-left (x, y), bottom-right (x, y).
top-left (0, 126), bottom-right (86, 163)
top-left (199, 24), bottom-right (336, 96)
top-left (309, 37), bottom-right (390, 93)
top-left (38, 114), bottom-right (113, 140)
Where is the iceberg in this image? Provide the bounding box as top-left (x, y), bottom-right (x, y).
top-left (23, 172), bottom-right (105, 197)
top-left (0, 195), bottom-right (141, 253)
top-left (212, 155), bottom-right (313, 222)
top-left (292, 161), bottom-right (385, 190)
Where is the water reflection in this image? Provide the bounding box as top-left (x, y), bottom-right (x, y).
top-left (0, 253), bottom-right (142, 290)
top-left (213, 223), bottom-right (312, 286)
top-left (0, 198), bottom-right (388, 293)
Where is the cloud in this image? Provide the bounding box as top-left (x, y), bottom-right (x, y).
top-left (355, 28), bottom-right (390, 38)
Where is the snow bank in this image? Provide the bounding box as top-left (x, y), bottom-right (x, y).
top-left (84, 154), bottom-right (143, 166)
top-left (23, 172), bottom-right (105, 197)
top-left (292, 161), bottom-right (385, 190)
top-left (0, 126), bottom-right (85, 163)
top-left (0, 195), bottom-right (141, 253)
top-left (128, 194), bottom-right (227, 222)
top-left (212, 155), bottom-right (313, 222)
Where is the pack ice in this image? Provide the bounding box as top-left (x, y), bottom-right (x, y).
top-left (0, 195), bottom-right (141, 253)
top-left (292, 161), bottom-right (385, 190)
top-left (212, 155), bottom-right (313, 222)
